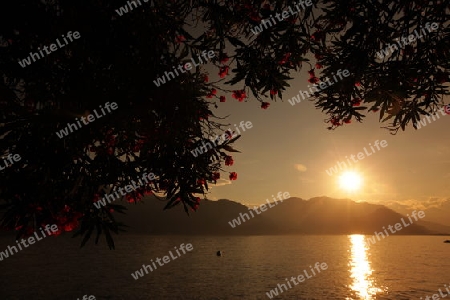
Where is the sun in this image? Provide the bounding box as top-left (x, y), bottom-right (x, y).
top-left (338, 171), bottom-right (362, 192)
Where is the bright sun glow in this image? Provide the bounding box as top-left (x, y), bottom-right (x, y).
top-left (338, 171), bottom-right (362, 192)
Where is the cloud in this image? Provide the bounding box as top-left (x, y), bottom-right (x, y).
top-left (378, 197), bottom-right (450, 211)
top-left (377, 197), bottom-right (450, 226)
top-left (298, 176), bottom-right (314, 184)
top-left (294, 164), bottom-right (307, 172)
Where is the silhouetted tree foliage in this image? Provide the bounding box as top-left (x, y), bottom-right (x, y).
top-left (0, 0), bottom-right (448, 248)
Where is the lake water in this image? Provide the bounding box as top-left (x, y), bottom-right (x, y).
top-left (0, 234), bottom-right (449, 299)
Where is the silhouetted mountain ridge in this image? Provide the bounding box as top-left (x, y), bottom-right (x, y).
top-left (118, 196), bottom-right (450, 235)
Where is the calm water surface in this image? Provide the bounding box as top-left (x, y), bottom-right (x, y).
top-left (0, 235), bottom-right (449, 299)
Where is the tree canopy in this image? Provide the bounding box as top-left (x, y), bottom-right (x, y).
top-left (0, 0), bottom-right (448, 248)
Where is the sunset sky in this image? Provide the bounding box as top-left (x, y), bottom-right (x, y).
top-left (206, 69), bottom-right (450, 214)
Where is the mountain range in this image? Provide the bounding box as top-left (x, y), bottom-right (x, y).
top-left (118, 196), bottom-right (450, 235)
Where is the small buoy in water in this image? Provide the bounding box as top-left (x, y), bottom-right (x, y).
top-left (216, 250), bottom-right (222, 256)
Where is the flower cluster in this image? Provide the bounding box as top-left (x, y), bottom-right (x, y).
top-left (219, 66), bottom-right (229, 78)
top-left (212, 172), bottom-right (220, 181)
top-left (308, 69), bottom-right (320, 84)
top-left (54, 205), bottom-right (84, 234)
top-left (225, 155), bottom-right (234, 166)
top-left (279, 52), bottom-right (291, 65)
top-left (329, 116), bottom-right (341, 127)
top-left (206, 89), bottom-right (217, 98)
top-left (351, 98), bottom-right (362, 107)
top-left (14, 204), bottom-right (84, 237)
top-left (192, 197), bottom-right (201, 210)
top-left (232, 90), bottom-right (247, 102)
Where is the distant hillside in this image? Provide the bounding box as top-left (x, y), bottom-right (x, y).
top-left (117, 196), bottom-right (450, 235)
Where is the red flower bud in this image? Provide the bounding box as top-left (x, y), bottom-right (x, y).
top-left (219, 53), bottom-right (229, 64)
top-left (225, 156), bottom-right (234, 166)
top-left (212, 172), bottom-right (220, 180)
top-left (308, 77), bottom-right (320, 84)
top-left (261, 102), bottom-right (270, 109)
top-left (219, 66), bottom-right (229, 78)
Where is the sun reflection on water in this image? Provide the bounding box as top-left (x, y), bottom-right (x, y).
top-left (347, 235), bottom-right (383, 299)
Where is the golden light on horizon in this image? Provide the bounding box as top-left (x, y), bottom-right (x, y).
top-left (347, 235), bottom-right (383, 299)
top-left (339, 171), bottom-right (363, 192)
